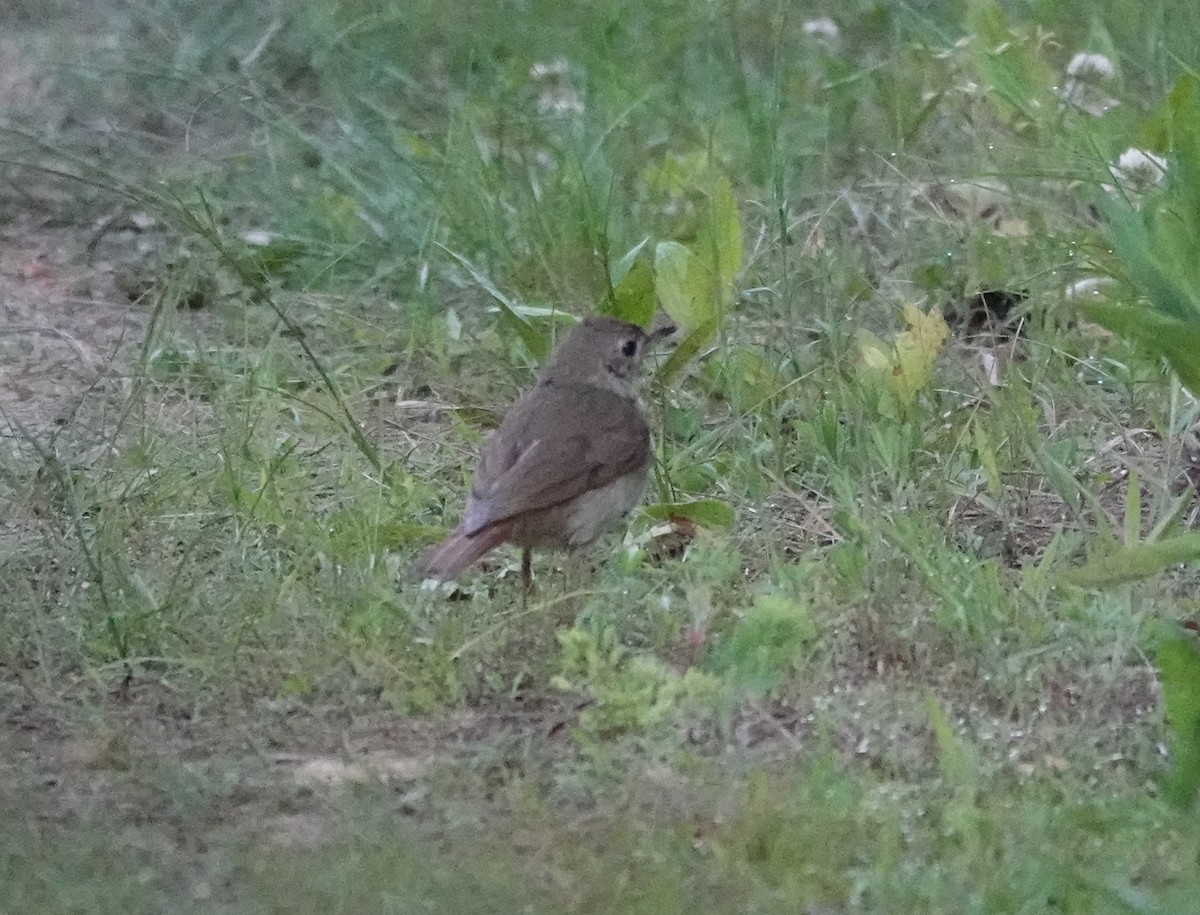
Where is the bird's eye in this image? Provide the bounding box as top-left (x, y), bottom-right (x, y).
top-left (621, 338), bottom-right (639, 357)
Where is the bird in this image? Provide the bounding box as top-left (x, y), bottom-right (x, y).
top-left (420, 314), bottom-right (676, 590)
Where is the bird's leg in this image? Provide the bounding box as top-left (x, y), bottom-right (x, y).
top-left (521, 547), bottom-right (533, 594)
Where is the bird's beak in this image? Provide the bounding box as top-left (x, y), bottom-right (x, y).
top-left (647, 318), bottom-right (678, 344)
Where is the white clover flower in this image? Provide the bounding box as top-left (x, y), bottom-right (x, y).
top-left (803, 18), bottom-right (839, 41)
top-left (536, 90), bottom-right (584, 117)
top-left (529, 58), bottom-right (570, 80)
top-left (1064, 276), bottom-right (1113, 300)
top-left (1066, 52), bottom-right (1115, 81)
top-left (1057, 51), bottom-right (1118, 116)
top-left (529, 58), bottom-right (584, 117)
top-left (1113, 148), bottom-right (1168, 185)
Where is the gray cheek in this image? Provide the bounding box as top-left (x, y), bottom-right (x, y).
top-left (607, 358), bottom-right (634, 379)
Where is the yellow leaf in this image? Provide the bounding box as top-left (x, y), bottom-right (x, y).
top-left (856, 329), bottom-right (893, 371)
top-left (857, 305), bottom-right (949, 408)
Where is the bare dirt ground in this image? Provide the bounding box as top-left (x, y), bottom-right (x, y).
top-left (0, 218), bottom-right (146, 433)
top-left (1, 27), bottom-right (137, 432)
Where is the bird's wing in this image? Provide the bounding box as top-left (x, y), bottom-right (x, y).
top-left (461, 385), bottom-right (650, 535)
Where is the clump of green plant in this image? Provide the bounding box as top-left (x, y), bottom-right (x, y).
top-left (1087, 74), bottom-right (1200, 397)
top-left (1157, 634), bottom-right (1200, 809)
top-left (552, 623), bottom-right (720, 743)
top-left (705, 592), bottom-right (817, 697)
top-left (1052, 74), bottom-right (1200, 586)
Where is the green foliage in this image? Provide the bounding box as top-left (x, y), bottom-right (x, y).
top-left (964, 0), bottom-right (1057, 133)
top-left (1056, 456), bottom-right (1200, 587)
top-left (1051, 75), bottom-right (1200, 585)
top-left (698, 345), bottom-right (789, 416)
top-left (1063, 532), bottom-right (1200, 588)
top-left (1157, 635), bottom-right (1200, 808)
top-left (1087, 74), bottom-right (1200, 396)
top-left (885, 514), bottom-right (1020, 650)
top-left (604, 161), bottom-right (743, 359)
top-left (642, 498), bottom-right (734, 529)
top-left (439, 152), bottom-right (741, 375)
top-left (653, 173), bottom-right (743, 385)
top-left (725, 768), bottom-right (875, 905)
top-left (601, 237), bottom-right (657, 328)
top-left (553, 624), bottom-right (720, 742)
top-left (440, 246), bottom-right (553, 360)
top-left (706, 594), bottom-right (817, 696)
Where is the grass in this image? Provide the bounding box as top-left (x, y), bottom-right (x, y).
top-left (3, 0), bottom-right (1200, 911)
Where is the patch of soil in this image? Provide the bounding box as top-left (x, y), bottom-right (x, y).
top-left (0, 215), bottom-right (147, 437)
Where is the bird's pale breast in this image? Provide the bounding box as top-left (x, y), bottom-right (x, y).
top-left (561, 469), bottom-right (647, 547)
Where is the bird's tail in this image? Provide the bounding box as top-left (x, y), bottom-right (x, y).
top-left (418, 524), bottom-right (510, 582)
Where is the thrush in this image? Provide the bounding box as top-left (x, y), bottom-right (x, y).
top-left (421, 315), bottom-right (675, 589)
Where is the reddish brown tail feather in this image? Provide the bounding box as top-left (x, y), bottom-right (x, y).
top-left (419, 523), bottom-right (511, 581)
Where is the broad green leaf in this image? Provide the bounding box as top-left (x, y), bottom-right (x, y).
top-left (1138, 73), bottom-right (1200, 155)
top-left (600, 257), bottom-right (657, 328)
top-left (655, 240), bottom-right (709, 331)
top-left (631, 163), bottom-right (744, 388)
top-left (640, 167), bottom-right (743, 385)
top-left (857, 330), bottom-right (892, 371)
top-left (654, 176), bottom-right (742, 334)
top-left (655, 316), bottom-right (718, 386)
top-left (1060, 532), bottom-right (1200, 587)
top-left (1084, 302), bottom-right (1200, 397)
top-left (1095, 196), bottom-right (1200, 325)
top-left (610, 236), bottom-right (650, 287)
top-left (694, 176), bottom-right (743, 309)
top-left (643, 498), bottom-right (734, 529)
top-left (1167, 74), bottom-right (1200, 164)
top-left (1157, 635), bottom-right (1200, 807)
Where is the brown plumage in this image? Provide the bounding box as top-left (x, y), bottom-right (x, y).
top-left (421, 315), bottom-right (674, 588)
